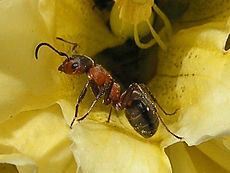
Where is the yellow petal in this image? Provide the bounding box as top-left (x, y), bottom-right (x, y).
top-left (0, 0), bottom-right (61, 122)
top-left (0, 104), bottom-right (76, 173)
top-left (0, 163), bottom-right (18, 173)
top-left (196, 136), bottom-right (230, 171)
top-left (0, 154), bottom-right (37, 173)
top-left (149, 17), bottom-right (230, 146)
top-left (166, 143), bottom-right (198, 173)
top-left (178, 0), bottom-right (230, 27)
top-left (166, 142), bottom-right (230, 173)
top-left (70, 120), bottom-right (171, 173)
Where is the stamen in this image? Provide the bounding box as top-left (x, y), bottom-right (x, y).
top-left (152, 2), bottom-right (172, 36)
top-left (146, 19), bottom-right (167, 50)
top-left (133, 1), bottom-right (172, 50)
top-left (111, 0), bottom-right (172, 50)
top-left (134, 22), bottom-right (157, 49)
top-left (133, 19), bottom-right (167, 50)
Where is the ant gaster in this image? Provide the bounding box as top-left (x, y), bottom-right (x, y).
top-left (35, 37), bottom-right (182, 139)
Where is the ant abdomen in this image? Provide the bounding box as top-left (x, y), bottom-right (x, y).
top-left (125, 99), bottom-right (159, 138)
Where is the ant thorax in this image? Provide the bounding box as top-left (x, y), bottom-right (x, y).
top-left (88, 65), bottom-right (112, 86)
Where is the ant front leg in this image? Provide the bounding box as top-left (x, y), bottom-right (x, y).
top-left (77, 85), bottom-right (107, 122)
top-left (70, 80), bottom-right (90, 128)
top-left (139, 84), bottom-right (179, 116)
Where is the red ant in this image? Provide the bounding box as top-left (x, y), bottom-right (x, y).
top-left (35, 37), bottom-right (182, 139)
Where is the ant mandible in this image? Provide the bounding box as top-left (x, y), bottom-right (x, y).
top-left (35, 37), bottom-right (182, 139)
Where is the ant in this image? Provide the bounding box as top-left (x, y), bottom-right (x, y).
top-left (35, 37), bottom-right (182, 139)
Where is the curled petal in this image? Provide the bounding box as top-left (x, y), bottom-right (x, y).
top-left (0, 104), bottom-right (76, 173)
top-left (70, 120), bottom-right (172, 173)
top-left (196, 136), bottom-right (230, 171)
top-left (166, 141), bottom-right (230, 173)
top-left (0, 154), bottom-right (37, 173)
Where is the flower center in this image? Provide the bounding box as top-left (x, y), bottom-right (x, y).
top-left (110, 0), bottom-right (172, 50)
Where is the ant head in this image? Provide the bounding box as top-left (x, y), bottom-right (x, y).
top-left (58, 55), bottom-right (94, 75)
top-left (35, 42), bottom-right (94, 75)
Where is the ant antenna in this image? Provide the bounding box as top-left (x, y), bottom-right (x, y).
top-left (35, 42), bottom-right (69, 60)
top-left (56, 37), bottom-right (78, 53)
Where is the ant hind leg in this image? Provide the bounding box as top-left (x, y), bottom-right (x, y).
top-left (139, 84), bottom-right (179, 116)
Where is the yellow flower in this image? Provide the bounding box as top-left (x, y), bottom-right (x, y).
top-left (1, 0), bottom-right (230, 173)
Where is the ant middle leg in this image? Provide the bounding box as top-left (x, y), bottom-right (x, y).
top-left (103, 82), bottom-right (114, 123)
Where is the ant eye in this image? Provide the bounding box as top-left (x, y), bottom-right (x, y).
top-left (72, 63), bottom-right (79, 69)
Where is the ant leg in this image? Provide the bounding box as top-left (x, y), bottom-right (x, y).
top-left (70, 80), bottom-right (90, 128)
top-left (56, 37), bottom-right (78, 55)
top-left (101, 81), bottom-right (113, 123)
top-left (106, 107), bottom-right (113, 123)
top-left (35, 43), bottom-right (69, 59)
top-left (77, 87), bottom-right (106, 122)
top-left (139, 84), bottom-right (179, 116)
top-left (156, 112), bottom-right (182, 140)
